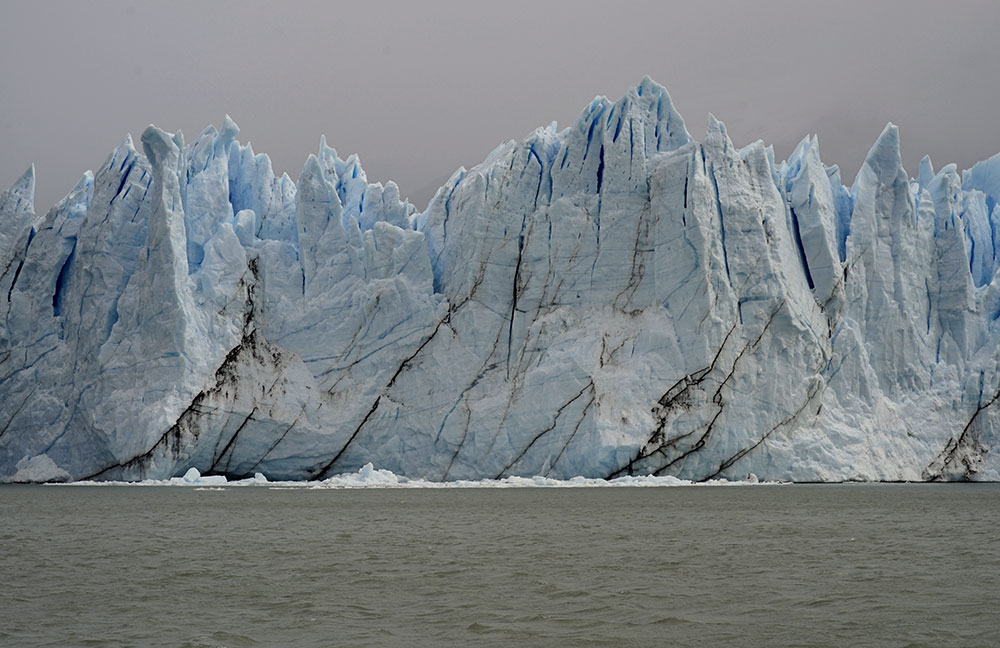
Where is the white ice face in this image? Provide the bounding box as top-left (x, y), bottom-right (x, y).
top-left (3, 79), bottom-right (1000, 483)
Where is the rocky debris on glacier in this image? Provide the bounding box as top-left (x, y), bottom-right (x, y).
top-left (3, 77), bottom-right (1000, 483)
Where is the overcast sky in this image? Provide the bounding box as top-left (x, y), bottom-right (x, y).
top-left (2, 0), bottom-right (999, 211)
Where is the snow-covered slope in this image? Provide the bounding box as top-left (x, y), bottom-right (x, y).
top-left (3, 78), bottom-right (1000, 483)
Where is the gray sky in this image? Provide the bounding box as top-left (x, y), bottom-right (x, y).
top-left (2, 0), bottom-right (999, 212)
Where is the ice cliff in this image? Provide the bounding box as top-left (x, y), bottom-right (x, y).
top-left (3, 77), bottom-right (1000, 483)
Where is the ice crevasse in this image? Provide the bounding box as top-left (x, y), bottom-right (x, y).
top-left (3, 77), bottom-right (1000, 483)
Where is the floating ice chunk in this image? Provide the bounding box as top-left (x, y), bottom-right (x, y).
top-left (12, 455), bottom-right (70, 483)
top-left (171, 467), bottom-right (228, 486)
top-left (318, 463), bottom-right (404, 488)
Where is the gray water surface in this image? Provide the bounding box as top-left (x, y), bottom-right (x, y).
top-left (2, 483), bottom-right (998, 647)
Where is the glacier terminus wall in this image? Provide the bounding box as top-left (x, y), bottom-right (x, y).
top-left (3, 78), bottom-right (1000, 482)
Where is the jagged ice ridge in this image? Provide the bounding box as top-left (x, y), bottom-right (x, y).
top-left (3, 77), bottom-right (1000, 483)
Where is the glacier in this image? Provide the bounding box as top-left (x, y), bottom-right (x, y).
top-left (3, 77), bottom-right (1000, 483)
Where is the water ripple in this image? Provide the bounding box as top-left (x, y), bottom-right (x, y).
top-left (1, 483), bottom-right (998, 647)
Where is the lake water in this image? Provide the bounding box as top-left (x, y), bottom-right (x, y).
top-left (1, 483), bottom-right (998, 647)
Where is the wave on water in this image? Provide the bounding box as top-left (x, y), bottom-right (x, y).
top-left (61, 463), bottom-right (777, 488)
